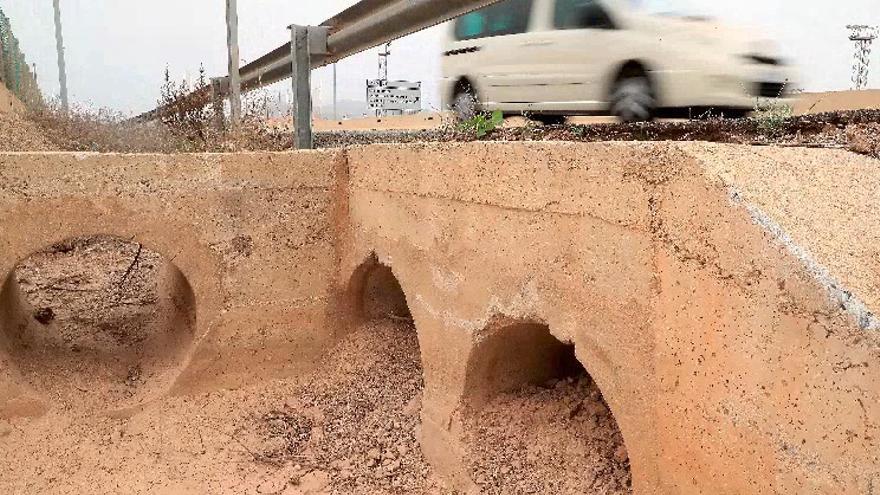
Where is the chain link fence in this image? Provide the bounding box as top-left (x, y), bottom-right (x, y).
top-left (0, 7), bottom-right (42, 108)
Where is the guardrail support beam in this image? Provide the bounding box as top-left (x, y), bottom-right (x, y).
top-left (290, 25), bottom-right (317, 149)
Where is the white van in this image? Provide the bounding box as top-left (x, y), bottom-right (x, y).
top-left (441, 0), bottom-right (796, 121)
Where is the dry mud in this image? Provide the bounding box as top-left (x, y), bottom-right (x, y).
top-left (463, 375), bottom-right (631, 494)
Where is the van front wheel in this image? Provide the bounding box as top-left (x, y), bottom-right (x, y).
top-left (611, 76), bottom-right (656, 122)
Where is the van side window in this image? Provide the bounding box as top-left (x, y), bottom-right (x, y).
top-left (455, 0), bottom-right (534, 41)
top-left (554, 0), bottom-right (617, 30)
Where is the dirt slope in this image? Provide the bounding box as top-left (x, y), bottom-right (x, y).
top-left (0, 111), bottom-right (57, 151)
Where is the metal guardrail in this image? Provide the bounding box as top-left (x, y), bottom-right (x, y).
top-left (136, 0), bottom-right (502, 145)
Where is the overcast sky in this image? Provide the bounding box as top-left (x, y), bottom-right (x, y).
top-left (1, 0), bottom-right (878, 115)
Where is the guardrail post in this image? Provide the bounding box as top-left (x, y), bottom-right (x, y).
top-left (289, 25), bottom-right (313, 149)
top-left (211, 77), bottom-right (226, 131)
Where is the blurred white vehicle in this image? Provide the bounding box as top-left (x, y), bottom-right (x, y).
top-left (441, 0), bottom-right (796, 121)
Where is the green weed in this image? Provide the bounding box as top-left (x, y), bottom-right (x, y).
top-left (459, 110), bottom-right (504, 138)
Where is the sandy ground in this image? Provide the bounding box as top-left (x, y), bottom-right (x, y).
top-left (0, 85), bottom-right (26, 115)
top-left (312, 114), bottom-right (447, 132)
top-left (1, 237), bottom-right (631, 494)
top-left (795, 90), bottom-right (880, 115)
top-left (463, 376), bottom-right (632, 494)
top-left (1, 321), bottom-right (631, 495)
top-left (0, 319), bottom-right (434, 495)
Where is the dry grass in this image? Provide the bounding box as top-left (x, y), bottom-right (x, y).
top-left (28, 102), bottom-right (292, 154)
top-left (26, 68), bottom-right (292, 154)
top-left (29, 103), bottom-right (188, 153)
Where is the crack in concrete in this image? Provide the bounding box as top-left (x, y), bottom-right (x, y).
top-left (357, 187), bottom-right (644, 233)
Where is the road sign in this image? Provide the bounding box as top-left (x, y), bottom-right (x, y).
top-left (367, 79), bottom-right (422, 114)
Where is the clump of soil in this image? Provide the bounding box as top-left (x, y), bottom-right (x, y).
top-left (463, 375), bottom-right (632, 495)
top-left (847, 123), bottom-right (880, 158)
top-left (244, 319), bottom-right (438, 494)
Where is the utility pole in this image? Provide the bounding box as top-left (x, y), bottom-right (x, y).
top-left (30, 62), bottom-right (37, 104)
top-left (333, 63), bottom-right (338, 120)
top-left (53, 0), bottom-right (69, 112)
top-left (848, 25), bottom-right (878, 90)
top-left (379, 42), bottom-right (390, 82)
top-left (225, 0), bottom-right (242, 127)
top-left (376, 42), bottom-right (391, 117)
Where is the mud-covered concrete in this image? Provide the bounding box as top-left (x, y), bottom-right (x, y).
top-left (0, 151), bottom-right (346, 416)
top-left (0, 142), bottom-right (877, 493)
top-left (342, 142), bottom-right (880, 494)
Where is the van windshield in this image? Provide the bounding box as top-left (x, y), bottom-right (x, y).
top-left (630, 0), bottom-right (713, 18)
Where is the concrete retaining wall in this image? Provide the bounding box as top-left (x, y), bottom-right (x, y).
top-left (0, 142), bottom-right (877, 493)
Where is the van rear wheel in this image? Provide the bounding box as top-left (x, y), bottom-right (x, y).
top-left (611, 76), bottom-right (656, 122)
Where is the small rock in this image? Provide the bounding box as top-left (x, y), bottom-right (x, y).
top-left (613, 444), bottom-right (629, 463)
top-left (584, 401), bottom-right (609, 418)
top-left (33, 307), bottom-right (55, 325)
top-left (402, 393), bottom-right (422, 417)
top-left (367, 448), bottom-right (381, 460)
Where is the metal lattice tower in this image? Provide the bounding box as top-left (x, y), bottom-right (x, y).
top-left (848, 24), bottom-right (878, 90)
top-left (378, 42), bottom-right (391, 83)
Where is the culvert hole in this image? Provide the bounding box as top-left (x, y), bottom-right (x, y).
top-left (245, 257), bottom-right (432, 491)
top-left (461, 320), bottom-right (633, 494)
top-left (0, 235), bottom-right (196, 410)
